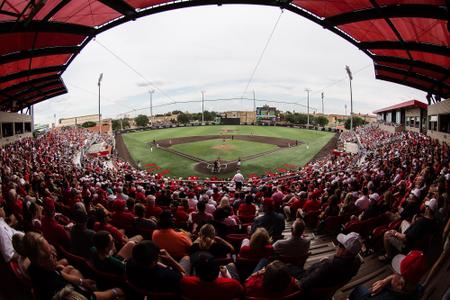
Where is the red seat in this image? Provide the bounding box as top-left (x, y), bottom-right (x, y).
top-left (322, 216), bottom-right (344, 233)
top-left (245, 290), bottom-right (302, 300)
top-left (58, 246), bottom-right (92, 277)
top-left (226, 233), bottom-right (249, 252)
top-left (304, 210), bottom-right (320, 227)
top-left (238, 215), bottom-right (256, 223)
top-left (236, 256), bottom-right (260, 281)
top-left (126, 279), bottom-right (178, 300)
top-left (9, 260), bottom-right (32, 288)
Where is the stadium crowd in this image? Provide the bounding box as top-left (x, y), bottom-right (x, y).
top-left (0, 124), bottom-right (449, 300)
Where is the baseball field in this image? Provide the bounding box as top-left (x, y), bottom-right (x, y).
top-left (120, 125), bottom-right (336, 178)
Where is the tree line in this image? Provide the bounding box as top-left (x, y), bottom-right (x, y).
top-left (107, 110), bottom-right (366, 131)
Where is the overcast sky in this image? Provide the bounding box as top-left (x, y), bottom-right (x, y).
top-left (33, 5), bottom-right (426, 125)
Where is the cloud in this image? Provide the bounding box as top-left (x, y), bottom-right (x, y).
top-left (34, 4), bottom-right (426, 125)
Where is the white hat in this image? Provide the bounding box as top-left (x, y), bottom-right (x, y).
top-left (337, 232), bottom-right (362, 255)
top-left (411, 188), bottom-right (421, 199)
top-left (369, 193), bottom-right (380, 201)
top-left (425, 198), bottom-right (438, 212)
top-left (445, 173), bottom-right (450, 181)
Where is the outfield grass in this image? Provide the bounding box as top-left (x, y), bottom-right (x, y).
top-left (171, 139), bottom-right (277, 161)
top-left (122, 125), bottom-right (335, 178)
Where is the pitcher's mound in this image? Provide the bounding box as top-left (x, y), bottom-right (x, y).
top-left (212, 144), bottom-right (234, 151)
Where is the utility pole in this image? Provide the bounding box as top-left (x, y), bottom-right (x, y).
top-left (305, 88), bottom-right (311, 128)
top-left (201, 91), bottom-right (205, 124)
top-left (149, 90), bottom-right (154, 125)
top-left (321, 92), bottom-right (324, 115)
top-left (345, 104), bottom-right (347, 116)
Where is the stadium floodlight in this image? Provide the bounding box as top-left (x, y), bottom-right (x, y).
top-left (305, 88), bottom-right (311, 128)
top-left (98, 73), bottom-right (103, 133)
top-left (345, 65), bottom-right (353, 131)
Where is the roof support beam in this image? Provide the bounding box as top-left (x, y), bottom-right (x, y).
top-left (1, 74), bottom-right (61, 94)
top-left (374, 56), bottom-right (450, 77)
top-left (325, 5), bottom-right (448, 26)
top-left (361, 41), bottom-right (450, 57)
top-left (0, 46), bottom-right (79, 64)
top-left (0, 20), bottom-right (93, 35)
top-left (97, 0), bottom-right (136, 17)
top-left (0, 66), bottom-right (65, 84)
top-left (376, 65), bottom-right (450, 88)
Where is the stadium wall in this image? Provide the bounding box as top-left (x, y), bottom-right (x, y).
top-left (0, 111), bottom-right (32, 146)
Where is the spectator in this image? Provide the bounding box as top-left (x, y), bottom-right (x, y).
top-left (240, 228), bottom-right (273, 260)
top-left (245, 260), bottom-right (299, 298)
top-left (273, 219), bottom-right (310, 261)
top-left (90, 230), bottom-right (138, 276)
top-left (0, 201), bottom-right (24, 262)
top-left (93, 207), bottom-right (128, 246)
top-left (13, 231), bottom-right (123, 300)
top-left (232, 171), bottom-right (244, 191)
top-left (298, 232), bottom-right (362, 295)
top-left (349, 251), bottom-right (427, 300)
top-left (190, 224), bottom-right (234, 258)
top-left (133, 203), bottom-right (156, 231)
top-left (188, 201), bottom-right (213, 233)
top-left (40, 198), bottom-right (71, 251)
top-left (126, 240), bottom-right (185, 293)
top-left (181, 253), bottom-right (243, 300)
top-left (145, 195), bottom-right (163, 218)
top-left (380, 198), bottom-right (437, 262)
top-left (251, 198), bottom-right (285, 239)
top-left (152, 211), bottom-right (192, 260)
top-left (70, 208), bottom-right (95, 259)
top-left (237, 194), bottom-right (257, 221)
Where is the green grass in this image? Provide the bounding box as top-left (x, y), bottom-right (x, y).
top-left (122, 125), bottom-right (335, 178)
top-left (171, 139), bottom-right (277, 161)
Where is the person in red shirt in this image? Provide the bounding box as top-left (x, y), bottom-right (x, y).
top-left (239, 228), bottom-right (273, 260)
top-left (40, 198), bottom-right (71, 250)
top-left (181, 254), bottom-right (243, 300)
top-left (145, 195), bottom-right (163, 218)
top-left (245, 260), bottom-right (299, 299)
top-left (93, 207), bottom-right (128, 245)
top-left (237, 195), bottom-right (257, 223)
top-left (110, 199), bottom-right (135, 230)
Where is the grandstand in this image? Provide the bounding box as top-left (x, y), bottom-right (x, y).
top-left (0, 1), bottom-right (449, 300)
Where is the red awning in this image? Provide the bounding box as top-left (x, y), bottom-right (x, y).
top-left (0, 0), bottom-right (448, 111)
top-left (373, 99), bottom-right (428, 114)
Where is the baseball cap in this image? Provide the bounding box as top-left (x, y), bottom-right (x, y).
top-left (391, 250), bottom-right (426, 284)
top-left (424, 198), bottom-right (438, 212)
top-left (336, 232), bottom-right (362, 255)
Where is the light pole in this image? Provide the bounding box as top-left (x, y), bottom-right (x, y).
top-left (321, 92), bottom-right (324, 115)
top-left (305, 88), bottom-right (311, 128)
top-left (98, 73), bottom-right (103, 133)
top-left (345, 65), bottom-right (353, 131)
top-left (149, 90), bottom-right (154, 125)
top-left (201, 91), bottom-right (205, 124)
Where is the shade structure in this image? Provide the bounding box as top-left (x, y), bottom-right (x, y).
top-left (0, 0), bottom-right (448, 111)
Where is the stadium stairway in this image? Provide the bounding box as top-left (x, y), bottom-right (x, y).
top-left (282, 220), bottom-right (392, 300)
top-left (284, 219), bottom-right (450, 300)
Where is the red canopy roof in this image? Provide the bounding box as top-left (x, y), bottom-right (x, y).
top-left (0, 0), bottom-right (449, 111)
top-left (373, 99), bottom-right (428, 114)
